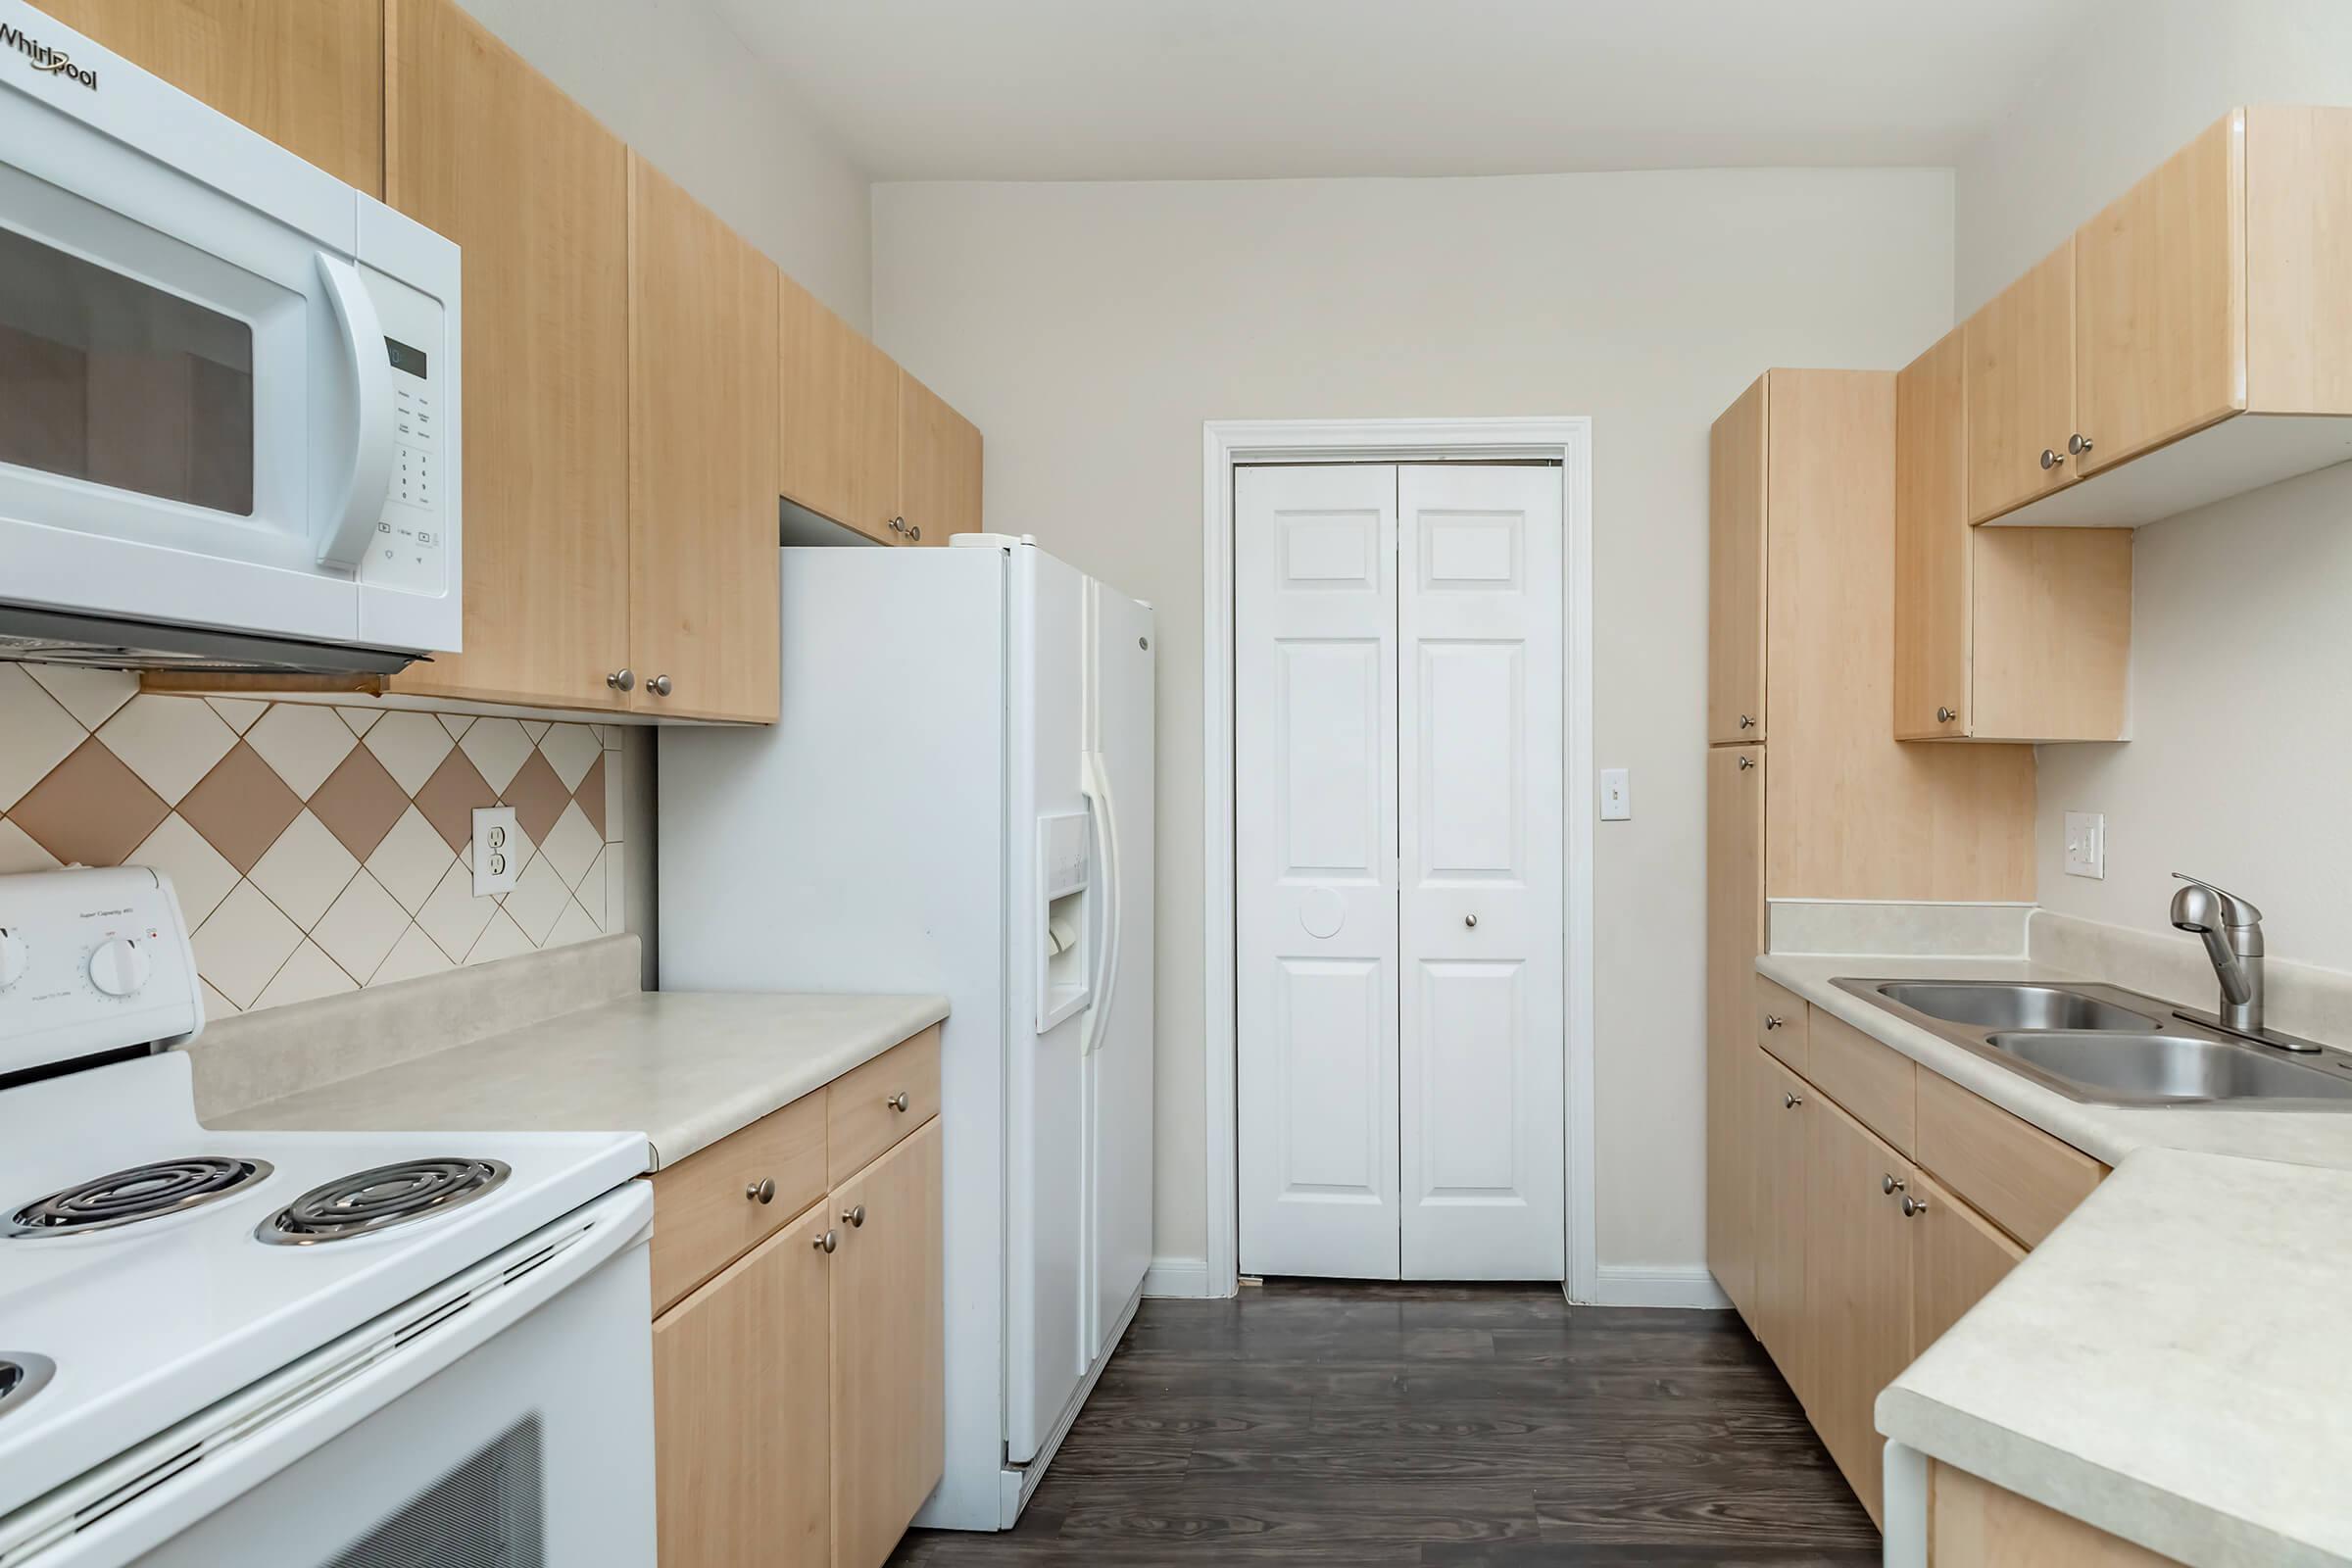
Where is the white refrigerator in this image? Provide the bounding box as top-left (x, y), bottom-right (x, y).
top-left (657, 536), bottom-right (1154, 1531)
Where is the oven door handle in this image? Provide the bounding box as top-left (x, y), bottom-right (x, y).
top-left (314, 252), bottom-right (396, 572)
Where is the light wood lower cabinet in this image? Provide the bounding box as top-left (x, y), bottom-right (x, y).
top-left (1703, 746), bottom-right (1765, 1318)
top-left (655, 1198), bottom-right (833, 1567)
top-left (1929, 1461), bottom-right (2179, 1566)
top-left (650, 1040), bottom-right (944, 1568)
top-left (1723, 1005), bottom-right (2105, 1526)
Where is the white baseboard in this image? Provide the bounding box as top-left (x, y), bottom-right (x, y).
top-left (1141, 1255), bottom-right (1215, 1298)
top-left (1580, 1263), bottom-right (1732, 1309)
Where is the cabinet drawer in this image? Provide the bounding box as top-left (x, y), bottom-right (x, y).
top-left (1754, 978), bottom-right (1810, 1069)
top-left (1807, 1010), bottom-right (1918, 1154)
top-left (648, 1089), bottom-right (829, 1315)
top-left (1915, 1069), bottom-right (2105, 1248)
top-left (828, 1025), bottom-right (941, 1185)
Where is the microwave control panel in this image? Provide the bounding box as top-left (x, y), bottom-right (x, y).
top-left (359, 264), bottom-right (448, 598)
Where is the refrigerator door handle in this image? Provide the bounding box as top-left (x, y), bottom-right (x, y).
top-left (1079, 748), bottom-right (1123, 1056)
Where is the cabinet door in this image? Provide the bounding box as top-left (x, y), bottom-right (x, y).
top-left (2074, 111), bottom-right (2246, 473)
top-left (40, 0), bottom-right (384, 194)
top-left (1706, 375), bottom-right (1767, 744)
top-left (1704, 745), bottom-right (1765, 1313)
top-left (1908, 1166), bottom-right (2024, 1357)
top-left (779, 273), bottom-right (899, 544)
top-left (627, 155), bottom-right (781, 722)
top-left (831, 1118), bottom-right (945, 1568)
top-left (1753, 1050), bottom-right (1809, 1400)
top-left (653, 1197), bottom-right (831, 1568)
top-left (1964, 241), bottom-right (2078, 523)
top-left (384, 0), bottom-right (631, 710)
top-left (1893, 328), bottom-right (1969, 738)
top-left (897, 369), bottom-right (982, 546)
top-left (1802, 1092), bottom-right (1913, 1526)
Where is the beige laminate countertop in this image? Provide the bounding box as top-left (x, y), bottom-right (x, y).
top-left (217, 991), bottom-right (951, 1169)
top-left (1756, 953), bottom-right (2352, 1567)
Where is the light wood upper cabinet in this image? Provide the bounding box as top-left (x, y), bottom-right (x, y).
top-left (1754, 1049), bottom-right (1809, 1404)
top-left (654, 1197), bottom-right (832, 1568)
top-left (1895, 329), bottom-right (2132, 744)
top-left (830, 1119), bottom-right (945, 1568)
top-left (1706, 376), bottom-right (1767, 745)
top-left (382, 0), bottom-right (631, 711)
top-left (1964, 242), bottom-right (2079, 523)
top-left (898, 369), bottom-right (984, 547)
top-left (1703, 744), bottom-right (1764, 1314)
top-left (2074, 113), bottom-right (2245, 474)
top-left (779, 274), bottom-right (900, 545)
top-left (1802, 1091), bottom-right (1914, 1527)
top-left (38, 0), bottom-right (385, 193)
top-left (627, 154), bottom-right (781, 723)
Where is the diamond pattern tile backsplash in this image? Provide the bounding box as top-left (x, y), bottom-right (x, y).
top-left (0, 664), bottom-right (627, 1017)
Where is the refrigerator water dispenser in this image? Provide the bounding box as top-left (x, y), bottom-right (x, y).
top-left (1036, 809), bottom-right (1092, 1031)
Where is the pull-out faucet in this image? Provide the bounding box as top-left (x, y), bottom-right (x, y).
top-left (2169, 872), bottom-right (2319, 1053)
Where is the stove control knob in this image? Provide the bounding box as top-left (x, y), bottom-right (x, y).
top-left (0, 928), bottom-right (24, 990)
top-left (88, 937), bottom-right (151, 999)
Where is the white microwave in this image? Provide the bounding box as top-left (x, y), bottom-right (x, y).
top-left (0, 1), bottom-right (460, 674)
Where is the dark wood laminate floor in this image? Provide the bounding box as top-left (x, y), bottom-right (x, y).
top-left (888, 1281), bottom-right (1879, 1566)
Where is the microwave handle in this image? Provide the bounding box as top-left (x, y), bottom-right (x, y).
top-left (313, 253), bottom-right (397, 572)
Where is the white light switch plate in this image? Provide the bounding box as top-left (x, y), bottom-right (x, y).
top-left (1599, 767), bottom-right (1632, 821)
top-left (2063, 810), bottom-right (2104, 879)
top-left (472, 806), bottom-right (520, 896)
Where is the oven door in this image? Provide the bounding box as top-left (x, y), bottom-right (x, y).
top-left (0, 1185), bottom-right (656, 1568)
top-left (0, 3), bottom-right (409, 648)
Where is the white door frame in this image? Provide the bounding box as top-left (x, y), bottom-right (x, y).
top-left (1201, 416), bottom-right (1595, 1302)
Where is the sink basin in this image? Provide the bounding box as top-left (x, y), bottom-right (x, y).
top-left (1987, 1031), bottom-right (2352, 1103)
top-left (1874, 983), bottom-right (2159, 1033)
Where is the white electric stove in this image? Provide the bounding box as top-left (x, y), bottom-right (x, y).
top-left (0, 866), bottom-right (658, 1567)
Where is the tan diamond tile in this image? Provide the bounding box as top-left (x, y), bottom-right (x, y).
top-left (25, 664), bottom-right (135, 729)
top-left (0, 664), bottom-right (89, 811)
top-left (127, 813), bottom-right (239, 928)
top-left (0, 819), bottom-right (61, 874)
top-left (309, 745), bottom-right (409, 861)
top-left (372, 922), bottom-right (453, 985)
top-left (94, 694), bottom-right (236, 805)
top-left (254, 938), bottom-right (357, 1009)
top-left (203, 697), bottom-right (269, 735)
top-left (501, 749), bottom-right (571, 846)
top-left (414, 749), bottom-right (495, 854)
top-left (575, 753), bottom-right (608, 839)
top-left (362, 710), bottom-right (454, 795)
top-left (537, 800), bottom-right (602, 890)
top-left (249, 810), bottom-right (360, 927)
top-left (244, 703), bottom-right (357, 799)
top-left (312, 870), bottom-right (409, 983)
top-left (8, 737), bottom-right (169, 867)
top-left (466, 906), bottom-right (534, 965)
top-left (459, 716), bottom-right (533, 794)
top-left (177, 742), bottom-right (303, 875)
top-left (538, 723), bottom-right (602, 792)
top-left (193, 880), bottom-right (303, 1009)
top-left (366, 807), bottom-right (457, 914)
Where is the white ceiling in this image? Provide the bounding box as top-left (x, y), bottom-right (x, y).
top-left (712, 0), bottom-right (2088, 182)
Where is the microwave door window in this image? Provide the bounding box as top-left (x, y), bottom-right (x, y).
top-left (0, 223), bottom-right (255, 516)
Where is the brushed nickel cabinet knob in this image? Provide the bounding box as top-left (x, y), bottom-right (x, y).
top-left (2040, 448), bottom-right (2064, 470)
top-left (1936, 706), bottom-right (1957, 724)
top-left (1738, 714), bottom-right (1756, 729)
top-left (842, 1203), bottom-right (866, 1228)
top-left (1763, 1015), bottom-right (1784, 1030)
top-left (1737, 756), bottom-right (1755, 771)
top-left (2069, 433), bottom-right (2094, 456)
top-left (1882, 1173), bottom-right (1905, 1195)
top-left (1782, 1092), bottom-right (1802, 1109)
top-left (886, 1091), bottom-right (909, 1113)
top-left (649, 674), bottom-right (673, 697)
top-left (746, 1178), bottom-right (775, 1204)
top-left (813, 1229), bottom-right (838, 1253)
top-left (1901, 1195), bottom-right (1929, 1218)
top-left (1463, 913), bottom-right (1478, 929)
top-left (607, 668), bottom-right (635, 692)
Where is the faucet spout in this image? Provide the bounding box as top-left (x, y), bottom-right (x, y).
top-left (2170, 873), bottom-right (2265, 1034)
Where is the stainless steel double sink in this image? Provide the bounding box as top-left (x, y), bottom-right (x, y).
top-left (1834, 978), bottom-right (2352, 1108)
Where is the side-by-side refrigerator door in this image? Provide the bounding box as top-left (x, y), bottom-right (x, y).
top-left (1081, 580), bottom-right (1155, 1362)
top-left (1005, 544), bottom-right (1092, 1464)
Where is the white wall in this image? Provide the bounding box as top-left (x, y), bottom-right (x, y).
top-left (1957, 0), bottom-right (2352, 974)
top-left (872, 170), bottom-right (1955, 1270)
top-left (457, 0), bottom-right (872, 328)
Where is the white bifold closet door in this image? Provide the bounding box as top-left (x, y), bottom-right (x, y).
top-left (1236, 463), bottom-right (1564, 1282)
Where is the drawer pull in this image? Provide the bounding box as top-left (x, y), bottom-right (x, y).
top-left (886, 1091), bottom-right (909, 1113)
top-left (1782, 1092), bottom-right (1802, 1109)
top-left (746, 1178), bottom-right (775, 1205)
top-left (1882, 1173), bottom-right (1905, 1195)
top-left (812, 1228), bottom-right (838, 1253)
top-left (1901, 1195), bottom-right (1929, 1218)
top-left (1763, 1014), bottom-right (1784, 1030)
top-left (842, 1202), bottom-right (866, 1228)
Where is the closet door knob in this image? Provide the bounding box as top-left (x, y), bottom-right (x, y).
top-left (607, 668), bottom-right (635, 692)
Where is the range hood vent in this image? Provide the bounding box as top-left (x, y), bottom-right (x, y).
top-left (0, 606), bottom-right (420, 676)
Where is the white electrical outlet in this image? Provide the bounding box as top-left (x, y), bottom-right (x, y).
top-left (1599, 767), bottom-right (1632, 821)
top-left (472, 806), bottom-right (520, 896)
top-left (2063, 810), bottom-right (2105, 879)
